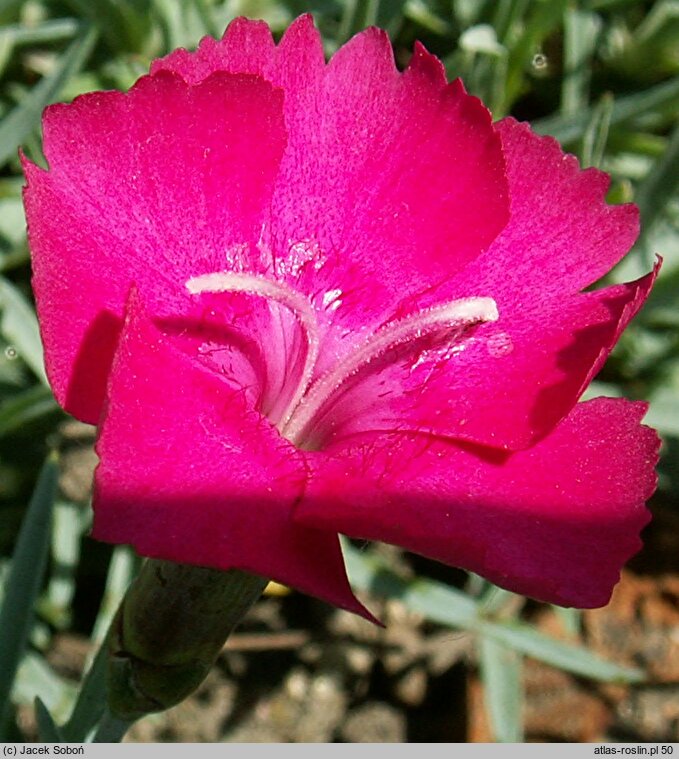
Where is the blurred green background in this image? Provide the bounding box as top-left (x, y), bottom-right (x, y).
top-left (0, 0), bottom-right (678, 743)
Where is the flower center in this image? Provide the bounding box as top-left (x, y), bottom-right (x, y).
top-left (187, 272), bottom-right (320, 428)
top-left (187, 273), bottom-right (498, 449)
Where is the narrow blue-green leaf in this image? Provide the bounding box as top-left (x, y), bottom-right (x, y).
top-left (561, 7), bottom-right (601, 117)
top-left (398, 576), bottom-right (480, 626)
top-left (343, 541), bottom-right (478, 626)
top-left (61, 642), bottom-right (108, 743)
top-left (338, 0), bottom-right (394, 36)
top-left (0, 18), bottom-right (79, 47)
top-left (493, 0), bottom-right (531, 44)
top-left (0, 194), bottom-right (26, 254)
top-left (62, 548), bottom-right (140, 742)
top-left (0, 384), bottom-right (59, 438)
top-left (477, 619), bottom-right (644, 682)
top-left (90, 545), bottom-right (140, 648)
top-left (534, 75), bottom-right (679, 144)
top-left (404, 0), bottom-right (451, 35)
top-left (192, 0), bottom-right (220, 38)
top-left (635, 121), bottom-right (679, 250)
top-left (0, 31), bottom-right (11, 80)
top-left (478, 636), bottom-right (524, 742)
top-left (581, 92), bottom-right (614, 168)
top-left (479, 582), bottom-right (523, 617)
top-left (0, 276), bottom-right (47, 384)
top-left (0, 25), bottom-right (97, 168)
top-left (0, 455), bottom-right (59, 733)
top-left (552, 606), bottom-right (582, 637)
top-left (60, 0), bottom-right (145, 52)
top-left (91, 708), bottom-right (133, 743)
top-left (35, 697), bottom-right (64, 742)
top-left (452, 0), bottom-right (481, 27)
top-left (337, 0), bottom-right (360, 43)
top-left (633, 0), bottom-right (679, 43)
top-left (361, 0), bottom-right (381, 27)
top-left (502, 0), bottom-right (568, 110)
top-left (46, 502), bottom-right (87, 627)
top-left (151, 0), bottom-right (185, 52)
top-left (343, 543), bottom-right (644, 683)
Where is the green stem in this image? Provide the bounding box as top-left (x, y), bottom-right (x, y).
top-left (91, 708), bottom-right (133, 743)
top-left (61, 641), bottom-right (109, 742)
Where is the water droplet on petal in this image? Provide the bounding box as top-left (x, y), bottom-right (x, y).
top-left (4, 345), bottom-right (17, 360)
top-left (532, 52), bottom-right (548, 70)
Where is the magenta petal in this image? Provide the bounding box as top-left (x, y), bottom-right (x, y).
top-left (299, 398), bottom-right (659, 607)
top-left (23, 71), bottom-right (287, 423)
top-left (93, 292), bottom-right (371, 619)
top-left (154, 17), bottom-right (510, 348)
top-left (151, 15), bottom-right (326, 91)
top-left (494, 118), bottom-right (640, 293)
top-left (151, 18), bottom-right (276, 82)
top-left (267, 31), bottom-right (509, 338)
top-left (442, 118), bottom-right (641, 302)
top-left (353, 115), bottom-right (649, 450)
top-left (314, 266), bottom-right (657, 449)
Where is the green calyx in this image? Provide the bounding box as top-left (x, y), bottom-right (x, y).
top-left (106, 559), bottom-right (268, 720)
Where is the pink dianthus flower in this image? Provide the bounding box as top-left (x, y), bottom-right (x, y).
top-left (23, 16), bottom-right (660, 619)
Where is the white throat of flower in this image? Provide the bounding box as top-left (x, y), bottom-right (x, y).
top-left (187, 272), bottom-right (498, 449)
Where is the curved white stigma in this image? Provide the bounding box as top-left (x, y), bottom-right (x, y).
top-left (280, 297), bottom-right (499, 446)
top-left (186, 272), bottom-right (321, 427)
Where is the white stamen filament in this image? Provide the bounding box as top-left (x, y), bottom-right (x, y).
top-left (187, 272), bottom-right (498, 449)
top-left (280, 297), bottom-right (499, 446)
top-left (186, 272), bottom-right (321, 427)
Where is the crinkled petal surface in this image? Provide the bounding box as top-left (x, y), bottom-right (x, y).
top-left (316, 265), bottom-right (658, 449)
top-left (24, 70), bottom-right (288, 424)
top-left (28, 16), bottom-right (511, 425)
top-left (153, 17), bottom-right (510, 372)
top-left (151, 35), bottom-right (650, 451)
top-left (298, 398), bottom-right (659, 607)
top-left (345, 118), bottom-right (646, 451)
top-left (436, 118), bottom-right (644, 449)
top-left (93, 291), bottom-right (371, 619)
